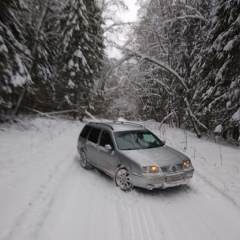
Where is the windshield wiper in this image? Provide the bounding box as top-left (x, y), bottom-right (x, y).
top-left (122, 147), bottom-right (141, 150)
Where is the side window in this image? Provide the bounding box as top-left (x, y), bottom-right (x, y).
top-left (80, 125), bottom-right (92, 139)
top-left (99, 130), bottom-right (113, 148)
top-left (88, 127), bottom-right (101, 143)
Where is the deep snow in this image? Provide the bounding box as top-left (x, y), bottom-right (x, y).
top-left (0, 117), bottom-right (239, 240)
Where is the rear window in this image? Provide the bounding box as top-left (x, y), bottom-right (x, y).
top-left (88, 127), bottom-right (101, 143)
top-left (80, 125), bottom-right (92, 139)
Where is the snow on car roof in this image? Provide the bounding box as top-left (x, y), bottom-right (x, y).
top-left (89, 121), bottom-right (146, 132)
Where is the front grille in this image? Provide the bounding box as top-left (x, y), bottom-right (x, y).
top-left (160, 164), bottom-right (183, 173)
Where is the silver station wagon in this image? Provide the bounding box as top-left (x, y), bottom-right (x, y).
top-left (77, 121), bottom-right (194, 191)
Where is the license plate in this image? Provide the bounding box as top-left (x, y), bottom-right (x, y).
top-left (165, 174), bottom-right (184, 182)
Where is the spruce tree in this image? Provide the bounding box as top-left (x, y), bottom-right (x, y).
top-left (0, 0), bottom-right (31, 119)
top-left (83, 0), bottom-right (105, 115)
top-left (23, 0), bottom-right (64, 112)
top-left (191, 0), bottom-right (240, 130)
top-left (56, 0), bottom-right (104, 120)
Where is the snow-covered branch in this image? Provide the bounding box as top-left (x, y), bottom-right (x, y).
top-left (159, 111), bottom-right (176, 128)
top-left (184, 97), bottom-right (208, 130)
top-left (162, 14), bottom-right (208, 25)
top-left (105, 53), bottom-right (132, 79)
top-left (125, 48), bottom-right (189, 91)
top-left (104, 21), bottom-right (135, 33)
top-left (185, 5), bottom-right (205, 18)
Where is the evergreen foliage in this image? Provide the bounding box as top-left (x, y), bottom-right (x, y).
top-left (0, 0), bottom-right (105, 121)
top-left (192, 0), bottom-right (240, 129)
top-left (55, 0), bottom-right (104, 120)
top-left (0, 0), bottom-right (31, 118)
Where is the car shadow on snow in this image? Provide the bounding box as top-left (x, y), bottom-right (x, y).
top-left (94, 168), bottom-right (113, 183)
top-left (75, 155), bottom-right (114, 184)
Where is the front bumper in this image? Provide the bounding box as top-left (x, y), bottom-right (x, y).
top-left (131, 169), bottom-right (194, 190)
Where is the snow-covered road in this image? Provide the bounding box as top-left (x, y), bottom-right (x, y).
top-left (0, 118), bottom-right (239, 240)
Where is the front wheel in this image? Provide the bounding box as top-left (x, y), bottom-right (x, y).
top-left (79, 150), bottom-right (92, 169)
top-left (115, 167), bottom-right (133, 191)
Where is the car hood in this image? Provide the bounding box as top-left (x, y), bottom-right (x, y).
top-left (121, 146), bottom-right (189, 167)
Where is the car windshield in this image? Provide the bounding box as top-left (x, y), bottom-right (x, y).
top-left (114, 131), bottom-right (164, 150)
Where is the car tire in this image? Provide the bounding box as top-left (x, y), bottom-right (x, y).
top-left (115, 167), bottom-right (133, 191)
top-left (79, 149), bottom-right (92, 169)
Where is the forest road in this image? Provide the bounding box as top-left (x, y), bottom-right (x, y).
top-left (1, 124), bottom-right (240, 240)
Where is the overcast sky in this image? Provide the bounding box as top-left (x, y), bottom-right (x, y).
top-left (107, 0), bottom-right (139, 58)
top-left (122, 0), bottom-right (139, 21)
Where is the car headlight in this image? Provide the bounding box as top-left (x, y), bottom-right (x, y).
top-left (143, 166), bottom-right (159, 173)
top-left (183, 160), bottom-right (192, 169)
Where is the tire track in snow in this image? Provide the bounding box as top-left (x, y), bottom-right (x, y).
top-left (117, 193), bottom-right (167, 240)
top-left (140, 205), bottom-right (163, 240)
top-left (45, 160), bottom-right (124, 240)
top-left (137, 193), bottom-right (190, 240)
top-left (131, 206), bottom-right (146, 240)
top-left (143, 206), bottom-right (163, 240)
top-left (194, 170), bottom-right (240, 210)
top-left (114, 193), bottom-right (134, 240)
top-left (126, 184), bottom-right (239, 240)
top-left (160, 187), bottom-right (218, 240)
top-left (77, 170), bottom-right (123, 240)
top-left (152, 178), bottom-right (240, 240)
top-left (2, 138), bottom-right (78, 240)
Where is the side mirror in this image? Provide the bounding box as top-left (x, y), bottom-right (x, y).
top-left (162, 140), bottom-right (166, 145)
top-left (104, 144), bottom-right (113, 150)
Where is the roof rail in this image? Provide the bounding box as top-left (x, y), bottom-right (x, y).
top-left (113, 121), bottom-right (145, 128)
top-left (89, 122), bottom-right (114, 130)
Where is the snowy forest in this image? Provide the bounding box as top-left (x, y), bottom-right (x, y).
top-left (0, 0), bottom-right (239, 140)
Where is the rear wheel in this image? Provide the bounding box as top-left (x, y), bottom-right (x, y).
top-left (79, 150), bottom-right (92, 169)
top-left (115, 167), bottom-right (133, 191)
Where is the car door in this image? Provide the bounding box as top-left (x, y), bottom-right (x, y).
top-left (97, 130), bottom-right (118, 177)
top-left (86, 127), bottom-right (101, 167)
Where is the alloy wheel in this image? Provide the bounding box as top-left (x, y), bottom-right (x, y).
top-left (115, 168), bottom-right (133, 191)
